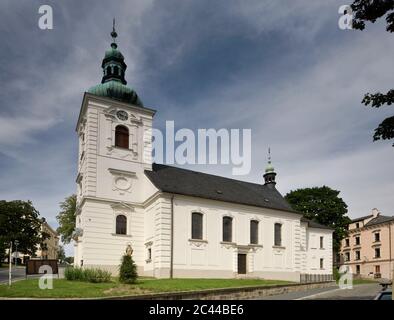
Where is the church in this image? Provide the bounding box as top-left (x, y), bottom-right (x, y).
top-left (73, 26), bottom-right (333, 282)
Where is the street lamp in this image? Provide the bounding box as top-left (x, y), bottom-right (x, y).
top-left (14, 240), bottom-right (19, 267)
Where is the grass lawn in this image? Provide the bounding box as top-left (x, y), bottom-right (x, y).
top-left (352, 278), bottom-right (379, 285)
top-left (0, 278), bottom-right (291, 298)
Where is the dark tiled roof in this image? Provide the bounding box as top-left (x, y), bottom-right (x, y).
top-left (145, 164), bottom-right (297, 213)
top-left (351, 215), bottom-right (373, 223)
top-left (300, 217), bottom-right (333, 230)
top-left (365, 215), bottom-right (394, 227)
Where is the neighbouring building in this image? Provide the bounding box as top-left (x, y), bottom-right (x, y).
top-left (7, 218), bottom-right (59, 264)
top-left (35, 218), bottom-right (59, 260)
top-left (73, 26), bottom-right (334, 282)
top-left (339, 208), bottom-right (394, 280)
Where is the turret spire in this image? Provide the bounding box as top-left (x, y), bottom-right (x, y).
top-left (263, 147), bottom-right (277, 187)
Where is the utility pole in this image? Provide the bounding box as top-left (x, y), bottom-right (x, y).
top-left (8, 242), bottom-right (12, 286)
top-left (14, 240), bottom-right (19, 268)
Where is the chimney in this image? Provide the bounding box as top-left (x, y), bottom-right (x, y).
top-left (371, 208), bottom-right (380, 218)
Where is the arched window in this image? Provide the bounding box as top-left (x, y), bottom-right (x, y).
top-left (191, 212), bottom-right (203, 240)
top-left (222, 216), bottom-right (233, 242)
top-left (115, 125), bottom-right (129, 149)
top-left (274, 223), bottom-right (282, 246)
top-left (250, 220), bottom-right (259, 244)
top-left (114, 66), bottom-right (119, 75)
top-left (106, 66), bottom-right (111, 76)
top-left (116, 215), bottom-right (127, 235)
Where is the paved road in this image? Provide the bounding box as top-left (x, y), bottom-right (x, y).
top-left (0, 267), bottom-right (27, 284)
top-left (0, 267), bottom-right (65, 284)
top-left (255, 283), bottom-right (382, 300)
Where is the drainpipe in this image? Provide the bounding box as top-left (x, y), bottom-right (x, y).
top-left (170, 195), bottom-right (175, 279)
top-left (389, 222), bottom-right (392, 281)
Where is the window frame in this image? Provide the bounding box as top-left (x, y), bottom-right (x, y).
top-left (222, 216), bottom-right (233, 243)
top-left (250, 220), bottom-right (259, 245)
top-left (114, 125), bottom-right (129, 149)
top-left (191, 212), bottom-right (204, 240)
top-left (274, 223), bottom-right (282, 247)
top-left (320, 236), bottom-right (324, 249)
top-left (115, 214), bottom-right (127, 235)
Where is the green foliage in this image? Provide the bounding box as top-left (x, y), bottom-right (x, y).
top-left (333, 267), bottom-right (340, 282)
top-left (57, 245), bottom-right (66, 263)
top-left (351, 0), bottom-right (394, 32)
top-left (64, 267), bottom-right (111, 283)
top-left (285, 186), bottom-right (351, 252)
top-left (64, 256), bottom-right (74, 264)
top-left (56, 195), bottom-right (77, 244)
top-left (0, 242), bottom-right (6, 263)
top-left (119, 254), bottom-right (138, 284)
top-left (0, 200), bottom-right (46, 256)
top-left (350, 1), bottom-right (394, 146)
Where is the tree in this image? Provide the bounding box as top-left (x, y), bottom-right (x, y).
top-left (351, 0), bottom-right (394, 32)
top-left (119, 254), bottom-right (138, 284)
top-left (56, 194), bottom-right (77, 244)
top-left (0, 200), bottom-right (48, 256)
top-left (0, 241), bottom-right (6, 264)
top-left (57, 245), bottom-right (66, 263)
top-left (285, 186), bottom-right (351, 252)
top-left (350, 0), bottom-right (394, 146)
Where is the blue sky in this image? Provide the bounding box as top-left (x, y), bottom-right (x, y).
top-left (1, 0), bottom-right (393, 256)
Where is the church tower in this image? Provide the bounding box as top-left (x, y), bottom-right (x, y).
top-left (73, 22), bottom-right (157, 272)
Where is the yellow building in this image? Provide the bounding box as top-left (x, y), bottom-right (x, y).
top-left (35, 218), bottom-right (59, 260)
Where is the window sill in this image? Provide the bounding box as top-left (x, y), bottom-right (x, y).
top-left (145, 259), bottom-right (152, 264)
top-left (111, 233), bottom-right (132, 238)
top-left (272, 245), bottom-right (286, 250)
top-left (220, 241), bottom-right (236, 246)
top-left (113, 146), bottom-right (132, 151)
top-left (188, 239), bottom-right (208, 243)
top-left (248, 244), bottom-right (263, 248)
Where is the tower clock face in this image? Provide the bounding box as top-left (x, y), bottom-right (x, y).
top-left (116, 110), bottom-right (128, 121)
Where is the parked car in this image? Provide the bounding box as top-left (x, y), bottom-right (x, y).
top-left (374, 289), bottom-right (392, 300)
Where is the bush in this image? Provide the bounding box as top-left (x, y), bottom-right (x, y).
top-left (64, 266), bottom-right (111, 283)
top-left (333, 267), bottom-right (340, 282)
top-left (119, 254), bottom-right (138, 284)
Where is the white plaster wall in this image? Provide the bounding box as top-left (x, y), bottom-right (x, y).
top-left (305, 228), bottom-right (333, 275)
top-left (171, 195), bottom-right (302, 280)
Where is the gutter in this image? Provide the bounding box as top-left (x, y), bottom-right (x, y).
top-left (389, 222), bottom-right (392, 280)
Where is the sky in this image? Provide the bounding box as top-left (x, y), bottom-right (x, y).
top-left (0, 0), bottom-right (393, 256)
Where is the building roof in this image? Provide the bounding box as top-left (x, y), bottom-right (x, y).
top-left (351, 214), bottom-right (373, 223)
top-left (300, 217), bottom-right (333, 230)
top-left (145, 163), bottom-right (297, 213)
top-left (364, 215), bottom-right (394, 227)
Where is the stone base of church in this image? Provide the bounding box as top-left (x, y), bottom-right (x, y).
top-left (82, 264), bottom-right (302, 282)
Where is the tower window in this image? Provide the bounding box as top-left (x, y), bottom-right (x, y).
top-left (106, 66), bottom-right (111, 76)
top-left (115, 125), bottom-right (129, 149)
top-left (116, 215), bottom-right (127, 235)
top-left (114, 66), bottom-right (119, 76)
top-left (222, 216), bottom-right (233, 242)
top-left (191, 212), bottom-right (203, 240)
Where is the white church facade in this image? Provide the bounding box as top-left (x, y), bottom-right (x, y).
top-left (73, 27), bottom-right (333, 282)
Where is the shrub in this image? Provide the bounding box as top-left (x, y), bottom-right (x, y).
top-left (333, 267), bottom-right (340, 283)
top-left (65, 266), bottom-right (84, 281)
top-left (64, 266), bottom-right (111, 283)
top-left (119, 254), bottom-right (138, 284)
